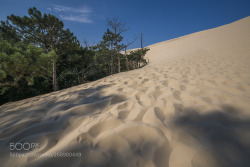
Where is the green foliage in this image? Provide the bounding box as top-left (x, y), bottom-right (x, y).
top-left (0, 69), bottom-right (6, 81)
top-left (0, 40), bottom-right (52, 94)
top-left (127, 48), bottom-right (150, 69)
top-left (57, 47), bottom-right (97, 89)
top-left (0, 9), bottom-right (150, 105)
top-left (0, 20), bottom-right (21, 43)
top-left (4, 7), bottom-right (80, 91)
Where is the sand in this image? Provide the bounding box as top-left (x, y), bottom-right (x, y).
top-left (0, 16), bottom-right (250, 167)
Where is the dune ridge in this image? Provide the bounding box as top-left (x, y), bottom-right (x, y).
top-left (1, 16), bottom-right (250, 167)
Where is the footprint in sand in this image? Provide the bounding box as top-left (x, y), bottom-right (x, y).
top-left (152, 91), bottom-right (162, 98)
top-left (117, 102), bottom-right (128, 110)
top-left (182, 79), bottom-right (189, 83)
top-left (162, 80), bottom-right (169, 87)
top-left (155, 86), bottom-right (161, 91)
top-left (154, 107), bottom-right (166, 125)
top-left (142, 78), bottom-right (149, 84)
top-left (174, 103), bottom-right (183, 114)
top-left (118, 110), bottom-right (129, 119)
top-left (202, 97), bottom-right (212, 103)
top-left (180, 84), bottom-right (186, 91)
top-left (117, 88), bottom-right (123, 92)
top-left (135, 92), bottom-right (152, 106)
top-left (88, 118), bottom-right (122, 138)
top-left (134, 109), bottom-right (147, 121)
top-left (76, 133), bottom-right (92, 146)
top-left (173, 90), bottom-right (182, 101)
top-left (237, 84), bottom-right (246, 91)
top-left (110, 95), bottom-right (127, 105)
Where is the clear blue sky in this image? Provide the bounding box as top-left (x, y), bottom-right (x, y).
top-left (1, 0), bottom-right (250, 49)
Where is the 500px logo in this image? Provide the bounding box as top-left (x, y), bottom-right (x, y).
top-left (10, 143), bottom-right (39, 151)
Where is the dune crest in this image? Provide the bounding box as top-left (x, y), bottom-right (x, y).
top-left (1, 16), bottom-right (250, 167)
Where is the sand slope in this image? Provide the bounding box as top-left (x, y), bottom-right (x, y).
top-left (0, 17), bottom-right (250, 167)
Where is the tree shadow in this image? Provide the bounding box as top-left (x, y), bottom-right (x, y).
top-left (0, 84), bottom-right (127, 144)
top-left (173, 105), bottom-right (250, 167)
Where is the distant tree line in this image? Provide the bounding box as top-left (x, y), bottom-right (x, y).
top-left (0, 7), bottom-right (149, 105)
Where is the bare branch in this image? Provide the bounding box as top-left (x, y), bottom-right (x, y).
top-left (107, 17), bottom-right (129, 34)
top-left (127, 35), bottom-right (138, 47)
top-left (141, 33), bottom-right (145, 49)
top-left (83, 38), bottom-right (89, 48)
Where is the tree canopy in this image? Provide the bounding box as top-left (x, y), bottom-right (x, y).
top-left (0, 7), bottom-right (149, 105)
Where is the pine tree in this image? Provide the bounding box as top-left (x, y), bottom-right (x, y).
top-left (5, 7), bottom-right (79, 91)
top-left (106, 17), bottom-right (128, 73)
top-left (0, 40), bottom-right (52, 94)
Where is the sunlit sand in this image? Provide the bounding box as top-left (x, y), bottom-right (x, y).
top-left (0, 16), bottom-right (250, 167)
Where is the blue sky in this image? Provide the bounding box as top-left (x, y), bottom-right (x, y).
top-left (1, 0), bottom-right (250, 49)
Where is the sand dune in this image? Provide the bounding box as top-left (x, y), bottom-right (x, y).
top-left (1, 16), bottom-right (250, 167)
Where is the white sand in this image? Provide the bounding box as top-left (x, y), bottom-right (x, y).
top-left (0, 16), bottom-right (250, 167)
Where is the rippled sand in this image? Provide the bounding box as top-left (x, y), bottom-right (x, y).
top-left (0, 16), bottom-right (250, 167)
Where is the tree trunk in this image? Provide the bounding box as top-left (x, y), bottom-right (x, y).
top-left (114, 29), bottom-right (120, 73)
top-left (125, 46), bottom-right (129, 71)
top-left (140, 33), bottom-right (144, 68)
top-left (141, 33), bottom-right (143, 49)
top-left (110, 54), bottom-right (113, 75)
top-left (116, 45), bottom-right (121, 73)
top-left (109, 42), bottom-right (114, 75)
top-left (117, 54), bottom-right (120, 73)
top-left (50, 33), bottom-right (58, 91)
top-left (52, 60), bottom-right (58, 91)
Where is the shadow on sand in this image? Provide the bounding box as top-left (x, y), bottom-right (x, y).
top-left (173, 105), bottom-right (250, 167)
